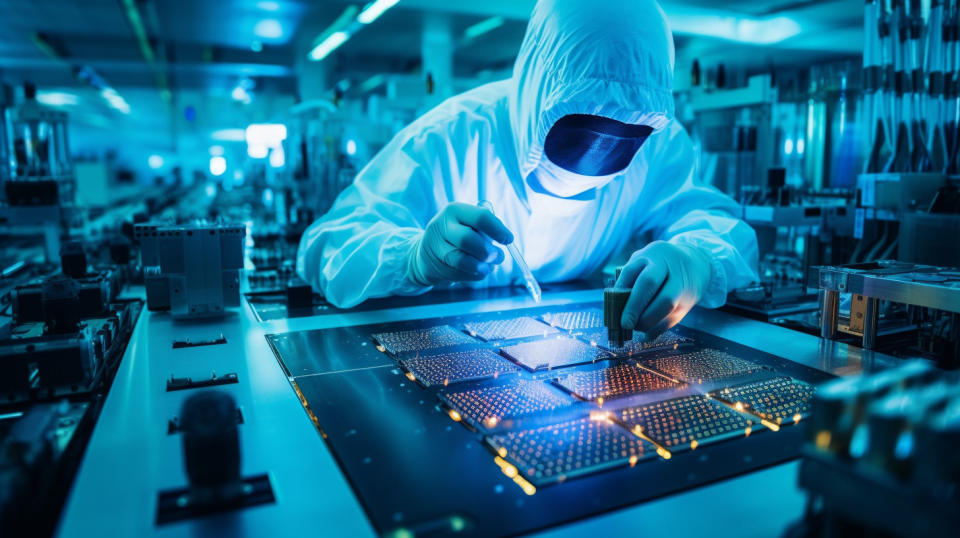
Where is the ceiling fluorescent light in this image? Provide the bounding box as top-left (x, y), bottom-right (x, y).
top-left (309, 31), bottom-right (349, 61)
top-left (357, 0), bottom-right (400, 25)
top-left (668, 12), bottom-right (801, 45)
top-left (308, 6), bottom-right (358, 61)
top-left (360, 74), bottom-right (385, 93)
top-left (464, 16), bottom-right (504, 40)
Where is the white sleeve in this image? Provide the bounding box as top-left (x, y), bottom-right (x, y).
top-left (635, 125), bottom-right (759, 308)
top-left (296, 133), bottom-right (441, 308)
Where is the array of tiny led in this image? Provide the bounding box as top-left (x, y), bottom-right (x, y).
top-left (540, 308), bottom-right (605, 331)
top-left (501, 336), bottom-right (611, 371)
top-left (710, 377), bottom-right (816, 423)
top-left (486, 416), bottom-right (655, 486)
top-left (359, 308), bottom-right (819, 491)
top-left (400, 349), bottom-right (519, 387)
top-left (372, 325), bottom-right (478, 355)
top-left (617, 395), bottom-right (753, 451)
top-left (439, 378), bottom-right (572, 430)
top-left (554, 363), bottom-right (682, 401)
top-left (641, 349), bottom-right (764, 384)
top-left (578, 329), bottom-right (692, 356)
top-left (463, 316), bottom-right (559, 341)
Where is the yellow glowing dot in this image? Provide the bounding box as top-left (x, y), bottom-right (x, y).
top-left (498, 447), bottom-right (507, 458)
top-left (503, 464), bottom-right (518, 478)
top-left (448, 409), bottom-right (462, 422)
top-left (388, 528), bottom-right (413, 538)
top-left (629, 455), bottom-right (638, 467)
top-left (376, 345), bottom-right (386, 353)
top-left (672, 343), bottom-right (678, 350)
top-left (656, 447), bottom-right (672, 460)
top-left (776, 417), bottom-right (783, 424)
top-left (405, 372), bottom-right (415, 381)
top-left (597, 397), bottom-right (604, 407)
top-left (735, 402), bottom-right (744, 411)
top-left (745, 426), bottom-right (752, 437)
top-left (443, 378), bottom-right (449, 386)
top-left (793, 413), bottom-right (802, 424)
top-left (690, 440), bottom-right (699, 450)
top-left (761, 419), bottom-right (780, 432)
top-left (589, 410), bottom-right (612, 422)
top-left (485, 416), bottom-right (500, 428)
top-left (815, 430), bottom-right (832, 449)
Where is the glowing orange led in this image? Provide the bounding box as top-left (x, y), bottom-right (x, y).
top-left (815, 430), bottom-right (831, 449)
top-left (405, 372), bottom-right (415, 381)
top-left (448, 409), bottom-right (462, 422)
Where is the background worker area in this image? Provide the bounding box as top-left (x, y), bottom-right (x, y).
top-left (296, 0), bottom-right (760, 341)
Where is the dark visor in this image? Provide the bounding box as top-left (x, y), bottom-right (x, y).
top-left (543, 114), bottom-right (653, 177)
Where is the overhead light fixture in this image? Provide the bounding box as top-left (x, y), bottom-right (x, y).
top-left (357, 0), bottom-right (400, 25)
top-left (209, 156), bottom-right (227, 177)
top-left (667, 10), bottom-right (801, 45)
top-left (245, 123), bottom-right (287, 146)
top-left (36, 91), bottom-right (79, 106)
top-left (211, 129), bottom-right (246, 142)
top-left (269, 146), bottom-right (285, 168)
top-left (254, 19), bottom-right (283, 39)
top-left (100, 88), bottom-right (131, 114)
top-left (360, 74), bottom-right (385, 93)
top-left (464, 16), bottom-right (504, 40)
top-left (148, 155), bottom-right (164, 170)
top-left (248, 144), bottom-right (269, 159)
top-left (309, 31), bottom-right (349, 61)
top-left (307, 6), bottom-right (358, 62)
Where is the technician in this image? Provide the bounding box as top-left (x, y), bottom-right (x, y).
top-left (298, 0), bottom-right (759, 339)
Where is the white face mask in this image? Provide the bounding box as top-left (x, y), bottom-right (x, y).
top-left (531, 156), bottom-right (619, 198)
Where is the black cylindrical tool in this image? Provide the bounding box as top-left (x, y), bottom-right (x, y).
top-left (180, 390), bottom-right (241, 491)
top-left (603, 287), bottom-right (632, 348)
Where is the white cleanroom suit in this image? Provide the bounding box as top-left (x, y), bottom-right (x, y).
top-left (298, 0), bottom-right (758, 335)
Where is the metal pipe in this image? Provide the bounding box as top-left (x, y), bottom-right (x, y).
top-left (821, 289), bottom-right (840, 339)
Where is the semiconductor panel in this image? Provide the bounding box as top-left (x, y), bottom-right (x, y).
top-left (579, 329), bottom-right (692, 356)
top-left (439, 378), bottom-right (572, 430)
top-left (486, 416), bottom-right (656, 486)
top-left (710, 377), bottom-right (816, 423)
top-left (540, 308), bottom-right (604, 331)
top-left (501, 337), bottom-right (610, 371)
top-left (400, 349), bottom-right (520, 387)
top-left (617, 395), bottom-right (752, 451)
top-left (463, 316), bottom-right (558, 341)
top-left (372, 325), bottom-right (477, 355)
top-left (641, 349), bottom-right (765, 384)
top-left (555, 363), bottom-right (682, 401)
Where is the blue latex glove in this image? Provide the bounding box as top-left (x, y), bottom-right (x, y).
top-left (615, 241), bottom-right (712, 339)
top-left (408, 202), bottom-right (514, 286)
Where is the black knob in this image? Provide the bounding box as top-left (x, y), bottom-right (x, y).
top-left (59, 241), bottom-right (87, 279)
top-left (180, 391), bottom-right (240, 490)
